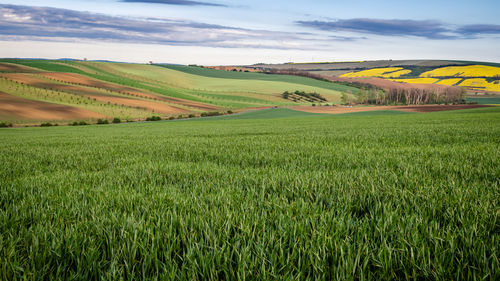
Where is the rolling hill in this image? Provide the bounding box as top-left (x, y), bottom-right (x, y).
top-left (0, 59), bottom-right (358, 125)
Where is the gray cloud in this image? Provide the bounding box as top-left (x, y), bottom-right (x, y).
top-left (297, 18), bottom-right (455, 39)
top-left (457, 24), bottom-right (500, 36)
top-left (120, 0), bottom-right (226, 7)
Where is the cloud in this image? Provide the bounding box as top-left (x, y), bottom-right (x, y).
top-left (120, 0), bottom-right (226, 7)
top-left (457, 24), bottom-right (500, 36)
top-left (297, 18), bottom-right (456, 39)
top-left (0, 4), bottom-right (348, 50)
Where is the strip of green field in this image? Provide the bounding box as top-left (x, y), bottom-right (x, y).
top-left (466, 97), bottom-right (500, 104)
top-left (0, 59), bottom-right (87, 74)
top-left (1, 107), bottom-right (498, 280)
top-left (194, 108), bottom-right (413, 121)
top-left (197, 108), bottom-right (323, 120)
top-left (159, 64), bottom-right (360, 93)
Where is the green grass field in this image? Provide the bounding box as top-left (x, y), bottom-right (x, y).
top-left (1, 107), bottom-right (499, 280)
top-left (466, 96), bottom-right (500, 104)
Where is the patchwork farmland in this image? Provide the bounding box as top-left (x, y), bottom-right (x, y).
top-left (0, 59), bottom-right (358, 125)
top-left (238, 60), bottom-right (500, 104)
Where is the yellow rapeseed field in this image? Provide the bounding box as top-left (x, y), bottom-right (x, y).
top-left (436, 78), bottom-right (463, 86)
top-left (459, 78), bottom-right (500, 92)
top-left (341, 67), bottom-right (411, 78)
top-left (420, 65), bottom-right (500, 78)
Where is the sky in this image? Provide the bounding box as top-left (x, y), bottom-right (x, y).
top-left (0, 0), bottom-right (499, 65)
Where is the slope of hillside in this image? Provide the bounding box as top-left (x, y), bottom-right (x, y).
top-left (0, 59), bottom-right (354, 125)
top-left (159, 64), bottom-right (359, 93)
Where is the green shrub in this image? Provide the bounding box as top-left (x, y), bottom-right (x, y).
top-left (169, 116), bottom-right (175, 120)
top-left (177, 115), bottom-right (183, 119)
top-left (97, 119), bottom-right (109, 125)
top-left (0, 122), bottom-right (13, 128)
top-left (188, 114), bottom-right (195, 118)
top-left (201, 112), bottom-right (222, 117)
top-left (227, 110), bottom-right (233, 114)
top-left (40, 122), bottom-right (53, 127)
top-left (112, 118), bottom-right (121, 124)
top-left (146, 116), bottom-right (162, 121)
top-left (71, 121), bottom-right (88, 126)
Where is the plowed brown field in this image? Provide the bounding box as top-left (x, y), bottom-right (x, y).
top-left (0, 63), bottom-right (41, 73)
top-left (0, 92), bottom-right (103, 120)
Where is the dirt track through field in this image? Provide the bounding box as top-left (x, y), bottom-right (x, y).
top-left (291, 104), bottom-right (491, 114)
top-left (0, 92), bottom-right (104, 120)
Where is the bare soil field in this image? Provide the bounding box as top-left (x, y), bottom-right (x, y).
top-left (0, 63), bottom-right (41, 73)
top-left (291, 104), bottom-right (491, 114)
top-left (40, 72), bottom-right (218, 111)
top-left (90, 95), bottom-right (187, 114)
top-left (0, 92), bottom-right (103, 120)
top-left (206, 66), bottom-right (262, 72)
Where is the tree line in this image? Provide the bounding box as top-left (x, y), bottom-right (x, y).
top-left (342, 87), bottom-right (466, 105)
